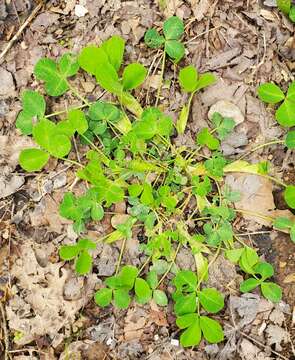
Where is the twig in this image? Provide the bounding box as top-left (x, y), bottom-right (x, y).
top-left (0, 302), bottom-right (10, 360)
top-left (0, 2), bottom-right (44, 61)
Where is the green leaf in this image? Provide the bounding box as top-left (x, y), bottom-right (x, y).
top-left (176, 105), bottom-right (189, 135)
top-left (59, 53), bottom-right (79, 77)
top-left (200, 316), bottom-right (224, 343)
top-left (59, 245), bottom-right (80, 260)
top-left (132, 118), bottom-right (157, 140)
top-left (78, 46), bottom-right (108, 75)
top-left (101, 35), bottom-right (125, 71)
top-left (225, 248), bottom-right (244, 263)
top-left (22, 90), bottom-right (46, 118)
top-left (286, 81), bottom-right (295, 102)
top-left (153, 290), bottom-right (168, 306)
top-left (289, 5), bottom-right (295, 22)
top-left (146, 271), bottom-right (158, 290)
top-left (284, 185), bottom-right (295, 209)
top-left (135, 278), bottom-right (152, 304)
top-left (176, 313), bottom-right (199, 329)
top-left (174, 293), bottom-right (197, 316)
top-left (113, 288), bottom-right (131, 309)
top-left (239, 247), bottom-right (259, 274)
top-left (95, 62), bottom-right (122, 94)
top-left (140, 183), bottom-right (154, 206)
top-left (59, 192), bottom-right (81, 221)
top-left (144, 28), bottom-right (165, 49)
top-left (286, 130), bottom-right (295, 149)
top-left (173, 270), bottom-right (198, 293)
top-left (91, 203), bottom-right (104, 220)
top-left (290, 224), bottom-right (295, 243)
top-left (195, 73), bottom-right (216, 91)
top-left (276, 99), bottom-right (295, 127)
top-left (105, 182), bottom-right (124, 205)
top-left (77, 238), bottom-right (96, 250)
top-left (68, 109), bottom-right (88, 134)
top-left (196, 128), bottom-right (220, 150)
top-left (277, 0), bottom-right (291, 14)
top-left (128, 184), bottom-right (143, 197)
top-left (192, 176), bottom-right (212, 197)
top-left (94, 288), bottom-right (112, 307)
top-left (180, 319), bottom-right (202, 347)
top-left (204, 153), bottom-right (227, 177)
top-left (33, 118), bottom-right (55, 149)
top-left (273, 216), bottom-right (292, 229)
top-left (165, 40), bottom-right (185, 63)
top-left (89, 101), bottom-right (121, 123)
top-left (16, 111), bottom-right (34, 135)
top-left (198, 288), bottom-right (224, 313)
top-left (19, 148), bottom-right (49, 172)
top-left (118, 265), bottom-right (138, 290)
top-left (48, 134), bottom-right (72, 158)
top-left (254, 262), bottom-right (274, 280)
top-left (240, 278), bottom-right (260, 292)
top-left (212, 112), bottom-right (235, 140)
top-left (257, 83), bottom-right (285, 104)
top-left (75, 250), bottom-right (92, 275)
top-left (260, 282), bottom-right (282, 303)
top-left (157, 115), bottom-right (173, 136)
top-left (122, 63), bottom-right (147, 90)
top-left (34, 58), bottom-right (68, 96)
top-left (163, 16), bottom-right (184, 40)
top-left (179, 65), bottom-right (198, 93)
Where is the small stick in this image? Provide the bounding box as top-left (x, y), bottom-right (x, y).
top-left (0, 2), bottom-right (44, 61)
top-left (0, 302), bottom-right (10, 360)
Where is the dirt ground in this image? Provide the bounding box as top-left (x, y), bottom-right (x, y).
top-left (0, 0), bottom-right (295, 359)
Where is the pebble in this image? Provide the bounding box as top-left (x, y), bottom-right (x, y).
top-left (0, 67), bottom-right (15, 98)
top-left (53, 173), bottom-right (67, 189)
top-left (208, 100), bottom-right (244, 126)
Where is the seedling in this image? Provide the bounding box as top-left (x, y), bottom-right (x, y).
top-left (59, 238), bottom-right (96, 275)
top-left (15, 17), bottom-right (290, 350)
top-left (257, 81), bottom-right (295, 127)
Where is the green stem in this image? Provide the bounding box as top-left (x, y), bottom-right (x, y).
top-left (68, 84), bottom-right (90, 106)
top-left (239, 140), bottom-right (284, 160)
top-left (80, 134), bottom-right (110, 166)
top-left (115, 238), bottom-right (126, 275)
top-left (261, 174), bottom-right (287, 188)
top-left (157, 242), bottom-right (182, 287)
top-left (156, 51), bottom-right (166, 107)
top-left (138, 256), bottom-right (152, 275)
top-left (62, 158), bottom-right (83, 168)
top-left (45, 103), bottom-right (90, 118)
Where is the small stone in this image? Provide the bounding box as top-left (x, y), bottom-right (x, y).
top-left (171, 339), bottom-right (179, 346)
top-left (75, 4), bottom-right (88, 17)
top-left (63, 277), bottom-right (83, 300)
top-left (0, 67), bottom-right (15, 98)
top-left (208, 100), bottom-right (244, 126)
top-left (53, 173), bottom-right (67, 189)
